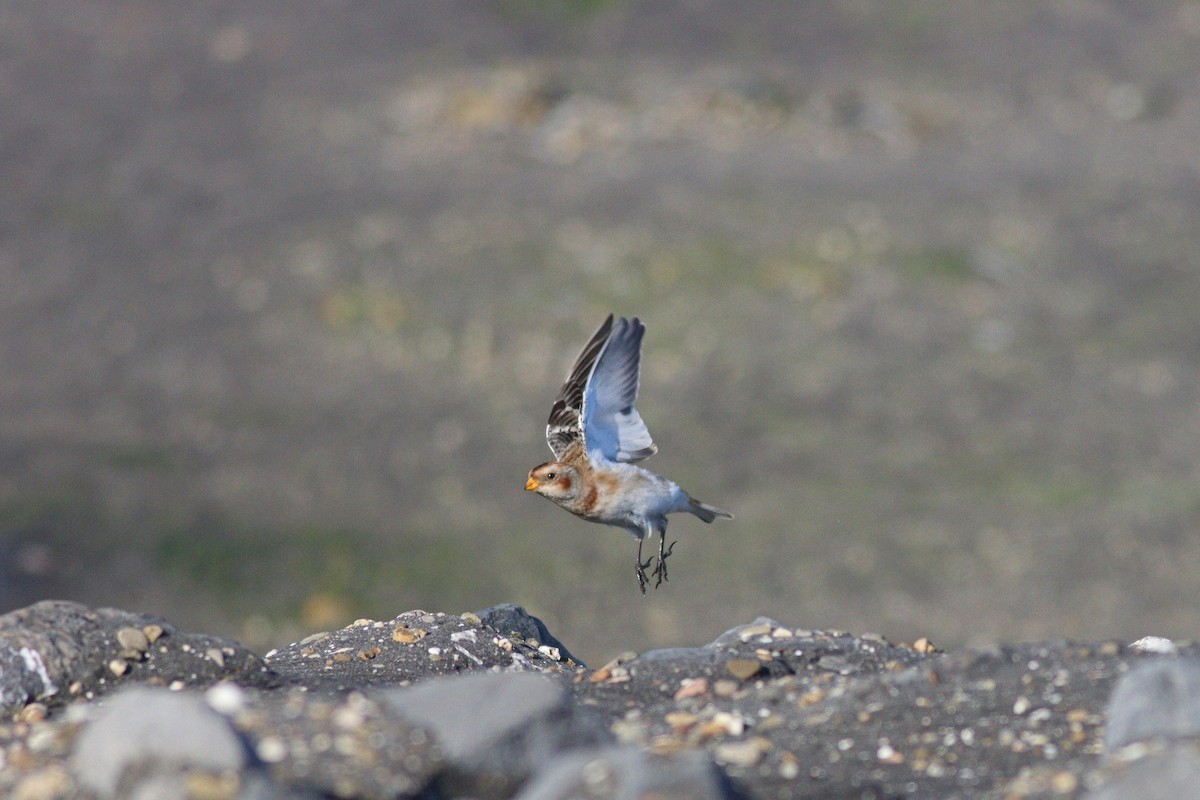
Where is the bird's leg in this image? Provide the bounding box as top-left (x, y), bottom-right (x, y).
top-left (635, 537), bottom-right (651, 596)
top-left (651, 530), bottom-right (677, 588)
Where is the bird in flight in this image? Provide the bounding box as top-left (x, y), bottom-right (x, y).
top-left (525, 314), bottom-right (732, 594)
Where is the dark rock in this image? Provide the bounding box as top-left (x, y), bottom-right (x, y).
top-left (514, 746), bottom-right (739, 800)
top-left (70, 686), bottom-right (246, 798)
top-left (475, 603), bottom-right (584, 667)
top-left (380, 671), bottom-right (613, 799)
top-left (264, 609), bottom-right (578, 690)
top-left (1105, 658), bottom-right (1200, 749)
top-left (0, 600), bottom-right (277, 716)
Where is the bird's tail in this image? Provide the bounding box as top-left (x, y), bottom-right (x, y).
top-left (687, 496), bottom-right (733, 524)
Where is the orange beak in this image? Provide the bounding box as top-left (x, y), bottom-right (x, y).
top-left (525, 477), bottom-right (539, 491)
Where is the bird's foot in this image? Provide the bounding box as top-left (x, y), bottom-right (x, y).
top-left (636, 553), bottom-right (654, 596)
top-left (633, 561), bottom-right (652, 597)
top-left (651, 539), bottom-right (677, 588)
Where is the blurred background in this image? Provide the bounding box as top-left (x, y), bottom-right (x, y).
top-left (3, 1), bottom-right (1200, 666)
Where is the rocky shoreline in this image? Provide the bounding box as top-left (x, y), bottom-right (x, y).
top-left (0, 600), bottom-right (1194, 799)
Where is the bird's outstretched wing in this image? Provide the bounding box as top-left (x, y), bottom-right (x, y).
top-left (584, 316), bottom-right (658, 463)
top-left (546, 314), bottom-right (614, 459)
top-left (546, 315), bottom-right (658, 463)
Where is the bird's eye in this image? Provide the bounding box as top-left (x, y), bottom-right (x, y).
top-left (546, 472), bottom-right (556, 480)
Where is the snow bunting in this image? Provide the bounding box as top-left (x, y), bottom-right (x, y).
top-left (525, 314), bottom-right (732, 595)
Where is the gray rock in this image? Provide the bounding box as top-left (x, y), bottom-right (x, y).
top-left (1105, 659), bottom-right (1200, 750)
top-left (515, 746), bottom-right (737, 800)
top-left (70, 686), bottom-right (246, 798)
top-left (0, 600), bottom-right (277, 716)
top-left (380, 671), bottom-right (613, 799)
top-left (1088, 743), bottom-right (1200, 800)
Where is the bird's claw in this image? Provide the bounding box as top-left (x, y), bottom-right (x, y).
top-left (636, 537), bottom-right (677, 594)
top-left (636, 558), bottom-right (651, 596)
top-left (651, 539), bottom-right (677, 588)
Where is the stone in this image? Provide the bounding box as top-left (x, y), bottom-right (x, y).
top-left (1087, 743), bottom-right (1200, 799)
top-left (70, 686), bottom-right (246, 798)
top-left (474, 604), bottom-right (583, 667)
top-left (1105, 659), bottom-right (1200, 750)
top-left (380, 671), bottom-right (612, 798)
top-left (514, 746), bottom-right (736, 800)
top-left (725, 658), bottom-right (762, 680)
top-left (0, 601), bottom-right (275, 717)
top-left (116, 627), bottom-right (150, 653)
top-left (266, 609), bottom-right (570, 688)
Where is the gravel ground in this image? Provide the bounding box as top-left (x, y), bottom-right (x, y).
top-left (1, 600), bottom-right (1198, 798)
top-left (2, 1), bottom-right (1200, 664)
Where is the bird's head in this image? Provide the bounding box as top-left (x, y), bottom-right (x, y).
top-left (525, 462), bottom-right (580, 503)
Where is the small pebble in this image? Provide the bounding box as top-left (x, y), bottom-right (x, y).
top-left (256, 735), bottom-right (288, 763)
top-left (699, 711), bottom-right (745, 738)
top-left (16, 703), bottom-right (47, 724)
top-left (876, 742), bottom-right (904, 764)
top-left (205, 683), bottom-right (247, 715)
top-left (1129, 636), bottom-right (1177, 654)
top-left (393, 625), bottom-right (427, 643)
top-left (185, 772), bottom-right (240, 800)
top-left (116, 627), bottom-right (150, 652)
top-left (206, 648), bottom-right (226, 668)
top-left (726, 659), bottom-right (762, 680)
top-left (1050, 771), bottom-right (1078, 794)
top-left (13, 765), bottom-right (73, 800)
top-left (607, 666), bottom-right (631, 683)
top-left (664, 711), bottom-right (699, 733)
top-left (738, 623), bottom-right (774, 640)
top-left (646, 735), bottom-right (687, 755)
top-left (589, 667), bottom-right (612, 683)
top-left (674, 678), bottom-right (708, 699)
top-left (142, 624), bottom-right (165, 643)
top-left (108, 659), bottom-right (128, 677)
top-left (714, 737), bottom-right (771, 767)
top-left (460, 612), bottom-right (482, 625)
top-left (713, 679), bottom-right (740, 697)
top-left (1065, 708), bottom-right (1091, 723)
